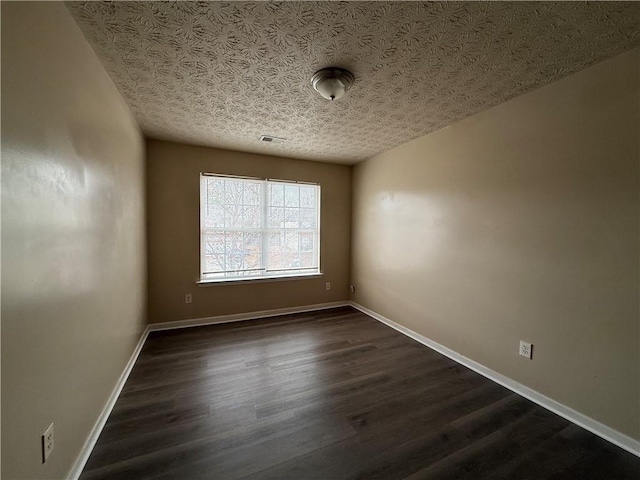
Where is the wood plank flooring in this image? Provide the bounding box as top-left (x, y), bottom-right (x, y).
top-left (80, 307), bottom-right (640, 479)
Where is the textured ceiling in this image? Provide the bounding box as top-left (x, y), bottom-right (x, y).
top-left (67, 1), bottom-right (640, 164)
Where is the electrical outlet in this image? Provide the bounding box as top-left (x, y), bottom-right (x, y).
top-left (519, 341), bottom-right (533, 359)
top-left (185, 294), bottom-right (192, 304)
top-left (350, 285), bottom-right (355, 294)
top-left (42, 423), bottom-right (54, 463)
top-left (325, 282), bottom-right (331, 291)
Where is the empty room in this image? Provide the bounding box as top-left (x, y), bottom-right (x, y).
top-left (2, 1), bottom-right (639, 479)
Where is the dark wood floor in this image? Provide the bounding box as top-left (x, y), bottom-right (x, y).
top-left (80, 307), bottom-right (639, 480)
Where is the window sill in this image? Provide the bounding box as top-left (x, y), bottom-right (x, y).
top-left (197, 272), bottom-right (323, 287)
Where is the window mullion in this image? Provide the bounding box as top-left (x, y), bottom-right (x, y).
top-left (261, 181), bottom-right (268, 277)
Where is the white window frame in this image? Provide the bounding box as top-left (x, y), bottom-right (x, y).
top-left (198, 173), bottom-right (322, 285)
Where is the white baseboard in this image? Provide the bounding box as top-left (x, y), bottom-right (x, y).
top-left (67, 300), bottom-right (350, 478)
top-left (67, 325), bottom-right (151, 480)
top-left (147, 301), bottom-right (350, 332)
top-left (349, 301), bottom-right (640, 457)
top-left (67, 299), bottom-right (637, 480)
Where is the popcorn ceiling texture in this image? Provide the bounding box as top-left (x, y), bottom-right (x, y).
top-left (67, 1), bottom-right (640, 164)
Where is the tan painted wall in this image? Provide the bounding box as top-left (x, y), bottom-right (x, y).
top-left (351, 48), bottom-right (639, 439)
top-left (146, 140), bottom-right (351, 324)
top-left (1, 2), bottom-right (147, 479)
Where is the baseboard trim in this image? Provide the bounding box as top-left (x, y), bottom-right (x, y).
top-left (67, 299), bottom-right (638, 480)
top-left (147, 301), bottom-right (350, 332)
top-left (66, 301), bottom-right (349, 478)
top-left (67, 325), bottom-right (151, 480)
top-left (349, 301), bottom-right (640, 457)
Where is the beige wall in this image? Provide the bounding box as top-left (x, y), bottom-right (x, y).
top-left (146, 140), bottom-right (351, 324)
top-left (351, 48), bottom-right (639, 439)
top-left (1, 2), bottom-right (146, 479)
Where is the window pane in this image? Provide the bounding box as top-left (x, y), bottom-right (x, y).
top-left (300, 208), bottom-right (316, 229)
top-left (284, 232), bottom-right (298, 250)
top-left (246, 231), bottom-right (261, 248)
top-left (269, 232), bottom-right (282, 246)
top-left (226, 253), bottom-right (243, 271)
top-left (243, 206), bottom-right (260, 228)
top-left (268, 207), bottom-right (284, 228)
top-left (284, 185), bottom-right (299, 207)
top-left (225, 231), bottom-right (243, 254)
top-left (269, 183), bottom-right (284, 206)
top-left (244, 253), bottom-right (261, 270)
top-left (205, 254), bottom-right (226, 273)
top-left (284, 232), bottom-right (300, 269)
top-left (208, 232), bottom-right (225, 254)
top-left (222, 204), bottom-right (238, 228)
top-left (244, 183), bottom-right (260, 205)
top-left (208, 178), bottom-right (224, 204)
top-left (300, 232), bottom-right (314, 252)
top-left (203, 204), bottom-right (224, 228)
top-left (284, 208), bottom-right (299, 228)
top-left (300, 252), bottom-right (314, 268)
top-left (224, 180), bottom-right (241, 205)
top-left (267, 247), bottom-right (285, 270)
top-left (300, 186), bottom-right (315, 207)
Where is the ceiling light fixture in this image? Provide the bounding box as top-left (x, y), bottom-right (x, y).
top-left (311, 67), bottom-right (355, 101)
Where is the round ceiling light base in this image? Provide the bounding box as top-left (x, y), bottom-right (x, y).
top-left (311, 67), bottom-right (355, 101)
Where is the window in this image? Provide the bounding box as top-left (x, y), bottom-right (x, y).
top-left (200, 174), bottom-right (321, 282)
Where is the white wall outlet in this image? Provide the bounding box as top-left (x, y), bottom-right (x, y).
top-left (325, 282), bottom-right (331, 291)
top-left (519, 341), bottom-right (533, 359)
top-left (350, 285), bottom-right (355, 294)
top-left (42, 423), bottom-right (54, 463)
top-left (185, 293), bottom-right (192, 304)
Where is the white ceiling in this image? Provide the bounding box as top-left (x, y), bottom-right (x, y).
top-left (67, 1), bottom-right (640, 165)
